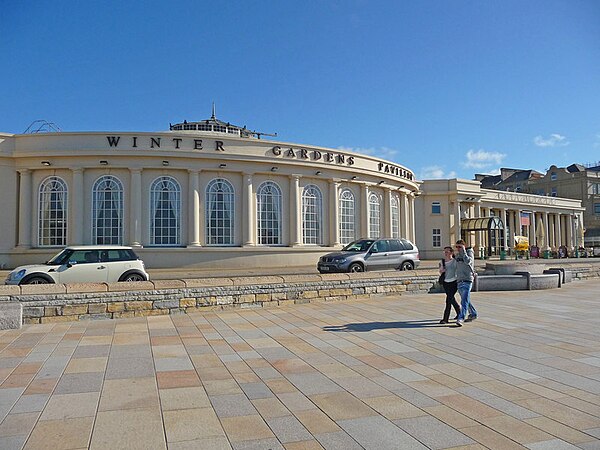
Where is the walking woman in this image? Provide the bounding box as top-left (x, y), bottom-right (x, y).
top-left (439, 246), bottom-right (461, 324)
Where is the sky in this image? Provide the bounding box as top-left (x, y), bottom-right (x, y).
top-left (1, 0), bottom-right (599, 180)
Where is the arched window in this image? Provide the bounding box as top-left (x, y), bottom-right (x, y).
top-left (92, 176), bottom-right (123, 245)
top-left (38, 176), bottom-right (68, 247)
top-left (391, 196), bottom-right (400, 239)
top-left (339, 189), bottom-right (355, 245)
top-left (257, 181), bottom-right (282, 245)
top-left (302, 185), bottom-right (322, 245)
top-left (150, 176), bottom-right (181, 246)
top-left (206, 178), bottom-right (234, 245)
top-left (369, 193), bottom-right (381, 239)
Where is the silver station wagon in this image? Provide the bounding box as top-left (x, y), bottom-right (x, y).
top-left (317, 238), bottom-right (420, 273)
top-left (5, 246), bottom-right (149, 285)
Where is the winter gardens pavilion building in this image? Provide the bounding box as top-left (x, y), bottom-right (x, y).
top-left (0, 115), bottom-right (419, 270)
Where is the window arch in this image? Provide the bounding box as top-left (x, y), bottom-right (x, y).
top-left (369, 193), bottom-right (381, 239)
top-left (206, 178), bottom-right (234, 245)
top-left (92, 176), bottom-right (123, 245)
top-left (38, 176), bottom-right (68, 247)
top-left (257, 181), bottom-right (282, 245)
top-left (302, 185), bottom-right (322, 245)
top-left (150, 176), bottom-right (181, 246)
top-left (391, 196), bottom-right (400, 239)
top-left (339, 189), bottom-right (355, 245)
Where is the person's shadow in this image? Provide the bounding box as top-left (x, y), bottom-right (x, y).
top-left (323, 320), bottom-right (449, 332)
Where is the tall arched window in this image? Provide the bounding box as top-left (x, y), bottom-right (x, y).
top-left (369, 193), bottom-right (381, 239)
top-left (92, 176), bottom-right (123, 245)
top-left (38, 176), bottom-right (68, 247)
top-left (206, 178), bottom-right (234, 245)
top-left (391, 196), bottom-right (400, 239)
top-left (150, 176), bottom-right (181, 246)
top-left (339, 189), bottom-right (355, 245)
top-left (257, 181), bottom-right (282, 245)
top-left (302, 185), bottom-right (322, 245)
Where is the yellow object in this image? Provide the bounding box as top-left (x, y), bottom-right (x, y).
top-left (514, 235), bottom-right (529, 251)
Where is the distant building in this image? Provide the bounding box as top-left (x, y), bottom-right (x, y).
top-left (477, 163), bottom-right (600, 247)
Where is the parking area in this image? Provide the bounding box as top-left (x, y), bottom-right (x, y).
top-left (0, 279), bottom-right (599, 449)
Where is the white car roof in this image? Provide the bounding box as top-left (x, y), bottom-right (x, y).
top-left (61, 245), bottom-right (134, 250)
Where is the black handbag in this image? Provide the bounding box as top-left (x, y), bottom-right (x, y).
top-left (438, 258), bottom-right (445, 284)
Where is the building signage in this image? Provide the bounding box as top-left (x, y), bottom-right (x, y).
top-left (106, 136), bottom-right (225, 151)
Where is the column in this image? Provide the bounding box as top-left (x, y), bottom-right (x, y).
top-left (408, 194), bottom-right (416, 242)
top-left (17, 169), bottom-right (32, 248)
top-left (556, 213), bottom-right (562, 247)
top-left (543, 212), bottom-right (550, 249)
top-left (452, 200), bottom-right (461, 243)
top-left (243, 173), bottom-right (254, 246)
top-left (130, 168), bottom-right (142, 247)
top-left (187, 170), bottom-right (201, 246)
top-left (530, 211), bottom-right (537, 247)
top-left (400, 192), bottom-right (409, 238)
top-left (516, 209), bottom-right (522, 238)
top-left (71, 168), bottom-right (84, 244)
top-left (501, 208), bottom-right (508, 251)
top-left (566, 214), bottom-right (573, 249)
top-left (383, 188), bottom-right (392, 239)
top-left (329, 180), bottom-right (340, 246)
top-left (549, 213), bottom-right (556, 248)
top-left (360, 183), bottom-right (369, 238)
top-left (474, 203), bottom-right (481, 251)
top-left (290, 175), bottom-right (301, 246)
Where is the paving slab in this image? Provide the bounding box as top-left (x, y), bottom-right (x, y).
top-left (0, 278), bottom-right (599, 448)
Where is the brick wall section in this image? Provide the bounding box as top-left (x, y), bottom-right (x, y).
top-left (1, 262), bottom-right (599, 324)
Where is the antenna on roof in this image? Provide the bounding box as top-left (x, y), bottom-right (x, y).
top-left (23, 120), bottom-right (61, 134)
top-left (211, 102), bottom-right (216, 120)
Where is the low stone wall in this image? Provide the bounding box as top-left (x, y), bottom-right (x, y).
top-left (1, 260), bottom-right (599, 326)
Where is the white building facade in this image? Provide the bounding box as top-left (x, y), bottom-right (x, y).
top-left (0, 117), bottom-right (419, 269)
top-left (416, 179), bottom-right (585, 260)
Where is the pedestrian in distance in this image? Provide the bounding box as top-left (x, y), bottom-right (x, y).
top-left (454, 239), bottom-right (478, 327)
top-left (438, 246), bottom-right (461, 324)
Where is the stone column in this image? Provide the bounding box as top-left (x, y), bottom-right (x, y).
top-left (501, 208), bottom-right (508, 251)
top-left (360, 183), bottom-right (369, 239)
top-left (549, 213), bottom-right (556, 248)
top-left (408, 194), bottom-right (416, 242)
top-left (71, 168), bottom-right (84, 245)
top-left (566, 214), bottom-right (573, 249)
top-left (130, 168), bottom-right (142, 247)
top-left (516, 209), bottom-right (522, 238)
top-left (290, 175), bottom-right (302, 246)
top-left (243, 173), bottom-right (254, 246)
top-left (329, 180), bottom-right (340, 246)
top-left (17, 169), bottom-right (32, 248)
top-left (556, 213), bottom-right (562, 247)
top-left (188, 170), bottom-right (201, 246)
top-left (543, 211), bottom-right (550, 249)
top-left (453, 200), bottom-right (461, 243)
top-left (530, 211), bottom-right (537, 247)
top-left (383, 188), bottom-right (392, 239)
top-left (400, 192), bottom-right (409, 238)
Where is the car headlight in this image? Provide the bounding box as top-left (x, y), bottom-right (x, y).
top-left (10, 269), bottom-right (26, 281)
top-left (335, 257), bottom-right (347, 263)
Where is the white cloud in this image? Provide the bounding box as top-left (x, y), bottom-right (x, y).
top-left (463, 149), bottom-right (506, 169)
top-left (533, 134), bottom-right (569, 147)
top-left (420, 165), bottom-right (457, 180)
top-left (337, 146), bottom-right (398, 161)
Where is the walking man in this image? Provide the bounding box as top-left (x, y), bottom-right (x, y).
top-left (454, 240), bottom-right (478, 327)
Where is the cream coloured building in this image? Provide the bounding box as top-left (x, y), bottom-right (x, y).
top-left (0, 115), bottom-right (419, 270)
top-left (415, 179), bottom-right (584, 260)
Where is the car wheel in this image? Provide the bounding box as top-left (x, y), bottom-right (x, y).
top-left (122, 272), bottom-right (146, 282)
top-left (22, 276), bottom-right (50, 285)
top-left (348, 263), bottom-right (364, 273)
top-left (400, 261), bottom-right (414, 271)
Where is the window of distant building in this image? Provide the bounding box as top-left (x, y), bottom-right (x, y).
top-left (92, 176), bottom-right (123, 245)
top-left (38, 176), bottom-right (68, 247)
top-left (431, 201), bottom-right (441, 214)
top-left (391, 196), bottom-right (400, 239)
top-left (551, 172), bottom-right (557, 181)
top-left (150, 176), bottom-right (181, 246)
top-left (256, 181), bottom-right (282, 245)
top-left (595, 203), bottom-right (600, 216)
top-left (368, 193), bottom-right (381, 239)
top-left (432, 228), bottom-right (441, 248)
top-left (206, 178), bottom-right (235, 245)
top-left (592, 183), bottom-right (600, 195)
top-left (339, 189), bottom-right (356, 245)
top-left (551, 187), bottom-right (557, 197)
top-left (302, 185), bottom-right (323, 245)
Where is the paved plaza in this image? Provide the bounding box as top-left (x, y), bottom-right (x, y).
top-left (0, 280), bottom-right (599, 449)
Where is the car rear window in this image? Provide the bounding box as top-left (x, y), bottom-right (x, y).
top-left (400, 239), bottom-right (414, 250)
top-left (100, 249), bottom-right (137, 262)
top-left (388, 240), bottom-right (402, 251)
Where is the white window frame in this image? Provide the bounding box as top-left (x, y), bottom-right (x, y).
top-left (391, 196), bottom-right (400, 239)
top-left (38, 176), bottom-right (68, 247)
top-left (149, 176), bottom-right (181, 246)
top-left (302, 185), bottom-right (323, 245)
top-left (431, 201), bottom-right (441, 214)
top-left (368, 193), bottom-right (381, 239)
top-left (256, 181), bottom-right (282, 245)
top-left (205, 178), bottom-right (235, 246)
top-left (339, 189), bottom-right (356, 245)
top-left (432, 228), bottom-right (441, 248)
top-left (92, 175), bottom-right (124, 245)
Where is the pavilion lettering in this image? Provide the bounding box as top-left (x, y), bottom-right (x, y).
top-left (106, 136), bottom-right (225, 151)
top-left (271, 146), bottom-right (355, 166)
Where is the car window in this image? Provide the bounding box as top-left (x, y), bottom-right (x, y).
top-left (101, 250), bottom-right (136, 262)
top-left (373, 240), bottom-right (389, 252)
top-left (343, 240), bottom-right (375, 252)
top-left (68, 250), bottom-right (100, 264)
top-left (388, 239), bottom-right (402, 251)
top-left (400, 239), bottom-right (414, 250)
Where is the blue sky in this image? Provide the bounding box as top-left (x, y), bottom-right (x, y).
top-left (2, 0), bottom-right (599, 180)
